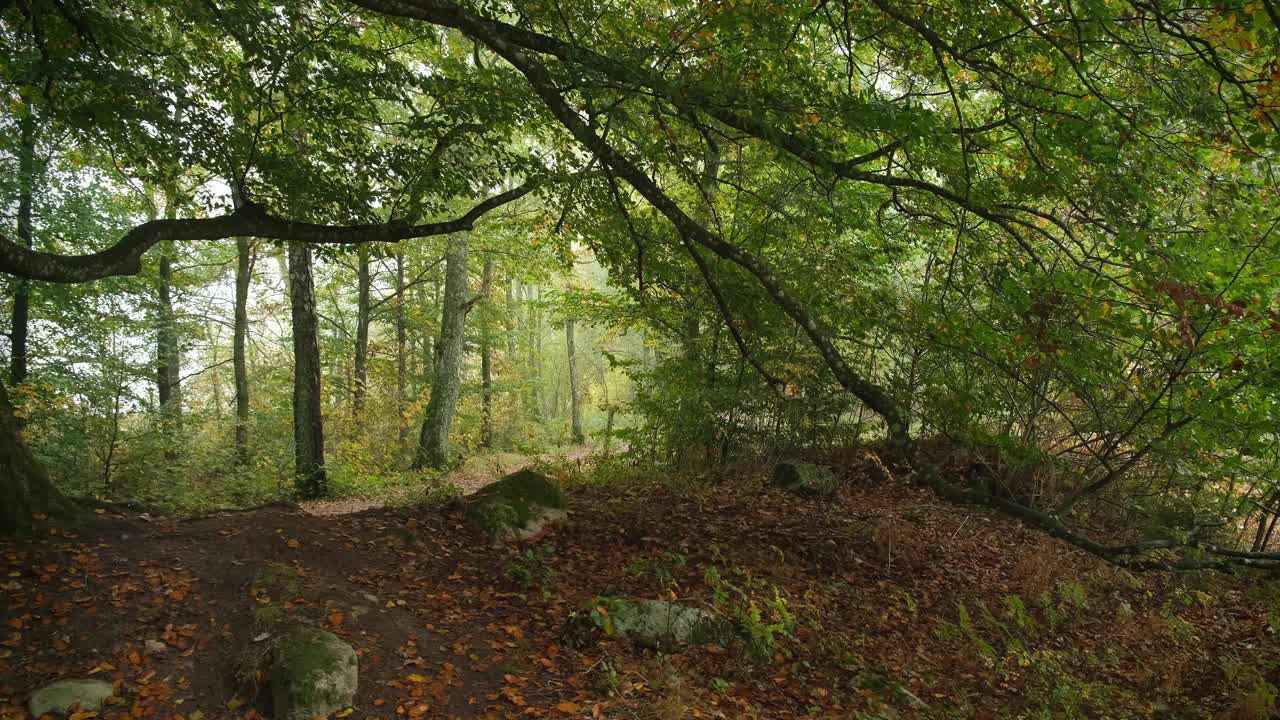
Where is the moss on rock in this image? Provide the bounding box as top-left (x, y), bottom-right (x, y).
top-left (27, 679), bottom-right (114, 717)
top-left (465, 470), bottom-right (567, 543)
top-left (270, 625), bottom-right (357, 720)
top-left (770, 461), bottom-right (838, 496)
top-left (610, 599), bottom-right (732, 650)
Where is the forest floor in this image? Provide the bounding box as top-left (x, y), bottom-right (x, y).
top-left (301, 446), bottom-right (596, 516)
top-left (2, 449), bottom-right (1279, 720)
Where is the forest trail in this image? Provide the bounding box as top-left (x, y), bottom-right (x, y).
top-left (299, 445), bottom-right (597, 516)
top-left (2, 454), bottom-right (1277, 719)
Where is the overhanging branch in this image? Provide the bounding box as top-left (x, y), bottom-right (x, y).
top-left (0, 182), bottom-right (537, 283)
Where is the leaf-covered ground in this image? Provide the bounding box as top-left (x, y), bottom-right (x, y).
top-left (3, 454), bottom-right (1278, 720)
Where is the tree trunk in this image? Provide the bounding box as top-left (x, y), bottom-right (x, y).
top-left (0, 377), bottom-right (70, 534)
top-left (9, 108), bottom-right (35, 385)
top-left (288, 241), bottom-right (327, 497)
top-left (353, 246), bottom-right (371, 419)
top-left (233, 236), bottom-right (253, 466)
top-left (480, 254), bottom-right (494, 448)
top-left (414, 234), bottom-right (468, 469)
top-left (156, 247), bottom-right (180, 411)
top-left (156, 185), bottom-right (182, 428)
top-left (566, 318), bottom-right (585, 444)
top-left (526, 284), bottom-right (542, 421)
top-left (395, 252), bottom-right (408, 447)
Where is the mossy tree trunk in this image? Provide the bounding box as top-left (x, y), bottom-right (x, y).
top-left (233, 236), bottom-right (253, 466)
top-left (288, 241), bottom-right (327, 498)
top-left (414, 234), bottom-right (468, 469)
top-left (395, 252), bottom-right (409, 448)
top-left (353, 245), bottom-right (371, 420)
top-left (480, 254), bottom-right (494, 448)
top-left (566, 318), bottom-right (584, 444)
top-left (0, 378), bottom-right (71, 534)
top-left (9, 106), bottom-right (35, 385)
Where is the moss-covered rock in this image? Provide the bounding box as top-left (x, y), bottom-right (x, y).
top-left (770, 461), bottom-right (838, 496)
top-left (27, 679), bottom-right (115, 717)
top-left (270, 625), bottom-right (357, 720)
top-left (613, 599), bottom-right (731, 649)
top-left (582, 598), bottom-right (731, 651)
top-left (465, 470), bottom-right (567, 544)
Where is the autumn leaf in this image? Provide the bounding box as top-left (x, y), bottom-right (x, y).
top-left (556, 701), bottom-right (579, 714)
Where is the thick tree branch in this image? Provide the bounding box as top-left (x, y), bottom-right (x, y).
top-left (0, 182), bottom-right (536, 283)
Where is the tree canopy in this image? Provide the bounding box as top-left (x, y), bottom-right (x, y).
top-left (2, 0), bottom-right (1279, 571)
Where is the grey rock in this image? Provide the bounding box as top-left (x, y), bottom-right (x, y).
top-left (28, 679), bottom-right (114, 717)
top-left (609, 599), bottom-right (731, 650)
top-left (770, 461), bottom-right (838, 496)
top-left (270, 626), bottom-right (358, 720)
top-left (465, 470), bottom-right (568, 544)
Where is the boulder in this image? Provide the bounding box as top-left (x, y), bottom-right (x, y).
top-left (270, 626), bottom-right (358, 720)
top-left (465, 470), bottom-right (567, 543)
top-left (28, 679), bottom-right (115, 717)
top-left (604, 599), bottom-right (731, 650)
top-left (770, 461), bottom-right (838, 496)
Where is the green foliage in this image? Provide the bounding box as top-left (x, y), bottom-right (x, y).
top-left (503, 543), bottom-right (558, 598)
top-left (703, 549), bottom-right (796, 663)
top-left (587, 596), bottom-right (632, 638)
top-left (625, 550), bottom-right (687, 591)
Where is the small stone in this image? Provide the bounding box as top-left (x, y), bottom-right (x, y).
top-left (144, 639), bottom-right (167, 655)
top-left (28, 679), bottom-right (115, 717)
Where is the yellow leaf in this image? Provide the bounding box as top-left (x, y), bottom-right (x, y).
top-left (225, 697), bottom-right (244, 711)
top-left (408, 674), bottom-right (427, 683)
top-left (335, 709), bottom-right (353, 718)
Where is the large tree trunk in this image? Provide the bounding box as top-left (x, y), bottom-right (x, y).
top-left (395, 252), bottom-right (408, 447)
top-left (233, 236), bottom-right (253, 466)
top-left (0, 377), bottom-right (70, 534)
top-left (414, 234), bottom-right (468, 469)
top-left (566, 318), bottom-right (584, 444)
top-left (9, 108), bottom-right (35, 385)
top-left (288, 241), bottom-right (327, 497)
top-left (353, 246), bottom-right (371, 419)
top-left (480, 254), bottom-right (494, 448)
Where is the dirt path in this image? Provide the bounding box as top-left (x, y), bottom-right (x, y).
top-left (301, 445), bottom-right (595, 516)
top-left (3, 452), bottom-right (1275, 719)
